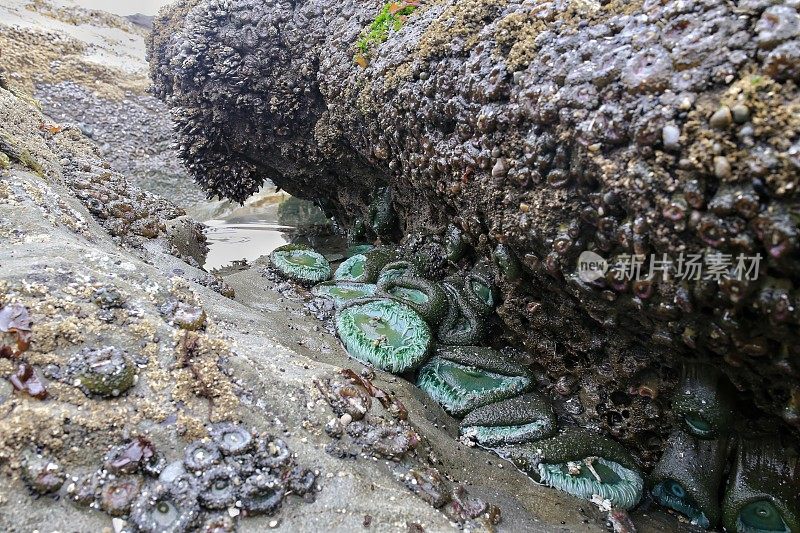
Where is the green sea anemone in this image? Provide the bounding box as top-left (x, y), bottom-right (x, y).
top-left (377, 260), bottom-right (418, 286)
top-left (416, 345), bottom-right (532, 416)
top-left (673, 362), bottom-right (736, 439)
top-left (463, 268), bottom-right (497, 317)
top-left (378, 276), bottom-right (448, 325)
top-left (649, 429), bottom-right (729, 528)
top-left (345, 244), bottom-right (375, 257)
top-left (501, 428), bottom-right (644, 510)
top-left (334, 247), bottom-right (396, 283)
top-left (368, 186), bottom-right (396, 237)
top-left (493, 243), bottom-right (522, 281)
top-left (460, 392), bottom-right (557, 446)
top-left (437, 282), bottom-right (487, 345)
top-left (312, 281), bottom-right (377, 307)
top-left (269, 244), bottom-right (331, 284)
top-left (722, 438), bottom-right (800, 533)
top-left (445, 225), bottom-right (466, 262)
top-left (335, 298), bottom-right (432, 373)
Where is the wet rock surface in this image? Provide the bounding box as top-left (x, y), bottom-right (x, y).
top-left (150, 0), bottom-right (800, 460)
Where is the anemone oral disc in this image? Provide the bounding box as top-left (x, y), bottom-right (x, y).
top-left (737, 501), bottom-right (791, 533)
top-left (652, 479), bottom-right (711, 529)
top-left (335, 299), bottom-right (431, 373)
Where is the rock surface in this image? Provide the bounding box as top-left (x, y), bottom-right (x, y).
top-left (150, 0), bottom-right (800, 458)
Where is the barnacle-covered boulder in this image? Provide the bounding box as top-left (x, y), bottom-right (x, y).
top-left (150, 0), bottom-right (800, 451)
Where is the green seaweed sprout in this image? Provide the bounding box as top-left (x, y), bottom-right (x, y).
top-left (355, 1), bottom-right (419, 60)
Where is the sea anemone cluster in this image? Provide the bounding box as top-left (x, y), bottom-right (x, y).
top-left (50, 425), bottom-right (318, 531)
top-left (645, 363), bottom-right (800, 530)
top-left (151, 0), bottom-right (800, 458)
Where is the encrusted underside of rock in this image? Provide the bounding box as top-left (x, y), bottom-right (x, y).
top-left (150, 0), bottom-right (800, 460)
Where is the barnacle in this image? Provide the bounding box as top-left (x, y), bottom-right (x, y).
top-left (209, 423), bottom-right (253, 456)
top-left (437, 282), bottom-right (487, 345)
top-left (334, 247), bottom-right (396, 283)
top-left (463, 267), bottom-right (497, 316)
top-left (416, 346), bottom-right (532, 416)
top-left (722, 439), bottom-right (800, 533)
top-left (501, 428), bottom-right (643, 510)
top-left (198, 465), bottom-right (239, 510)
top-left (68, 346), bottom-right (136, 397)
top-left (335, 298), bottom-right (432, 373)
top-left (240, 474), bottom-right (285, 515)
top-left (368, 187), bottom-right (396, 236)
top-left (460, 392), bottom-right (557, 446)
top-left (649, 429), bottom-right (729, 528)
top-left (376, 260), bottom-right (418, 286)
top-left (378, 276), bottom-right (448, 325)
top-left (198, 513), bottom-right (236, 533)
top-left (129, 483), bottom-right (200, 533)
top-left (184, 441), bottom-right (221, 472)
top-left (672, 362), bottom-right (736, 438)
top-left (269, 244), bottom-right (331, 284)
top-left (312, 281), bottom-right (377, 307)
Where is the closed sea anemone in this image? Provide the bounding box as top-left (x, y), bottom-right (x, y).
top-left (649, 429), bottom-right (729, 528)
top-left (460, 392), bottom-right (557, 446)
top-left (437, 282), bottom-right (487, 345)
top-left (67, 346), bottom-right (136, 397)
top-left (129, 482), bottom-right (200, 533)
top-left (416, 345), bottom-right (532, 417)
top-left (335, 298), bottom-right (432, 373)
top-left (722, 438), bottom-right (800, 533)
top-left (198, 465), bottom-right (240, 510)
top-left (240, 474), bottom-right (285, 516)
top-left (378, 275), bottom-right (448, 325)
top-left (672, 362), bottom-right (736, 438)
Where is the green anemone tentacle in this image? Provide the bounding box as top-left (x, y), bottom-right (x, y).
top-left (378, 276), bottom-right (449, 325)
top-left (649, 429), bottom-right (729, 528)
top-left (437, 282), bottom-right (487, 345)
top-left (722, 438), bottom-right (800, 533)
top-left (335, 298), bottom-right (432, 374)
top-left (269, 244), bottom-right (332, 284)
top-left (500, 428), bottom-right (644, 510)
top-left (672, 362), bottom-right (736, 439)
top-left (334, 247), bottom-right (396, 283)
top-left (460, 392), bottom-right (557, 446)
top-left (416, 346), bottom-right (532, 417)
top-left (311, 281), bottom-right (377, 308)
